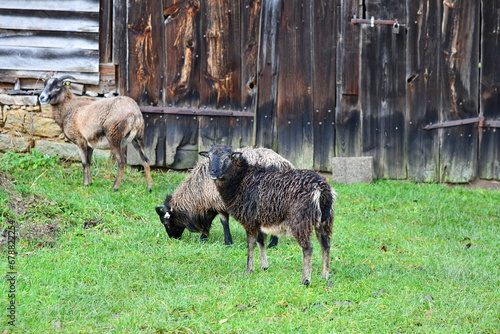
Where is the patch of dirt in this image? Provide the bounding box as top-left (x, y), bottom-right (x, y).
top-left (0, 170), bottom-right (61, 247)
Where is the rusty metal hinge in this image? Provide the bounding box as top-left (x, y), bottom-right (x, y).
top-left (423, 115), bottom-right (500, 130)
top-left (351, 14), bottom-right (401, 34)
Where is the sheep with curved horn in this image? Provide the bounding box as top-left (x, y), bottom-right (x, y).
top-left (39, 76), bottom-right (152, 191)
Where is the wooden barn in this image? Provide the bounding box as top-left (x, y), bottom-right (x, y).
top-left (1, 0), bottom-right (499, 183)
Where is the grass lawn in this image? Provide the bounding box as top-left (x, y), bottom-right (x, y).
top-left (1, 151), bottom-right (499, 333)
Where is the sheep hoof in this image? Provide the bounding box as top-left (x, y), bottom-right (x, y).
top-left (147, 186), bottom-right (152, 192)
top-left (302, 279), bottom-right (310, 286)
top-left (244, 269), bottom-right (254, 275)
top-left (112, 187), bottom-right (119, 192)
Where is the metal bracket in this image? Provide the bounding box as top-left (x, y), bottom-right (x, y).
top-left (351, 14), bottom-right (401, 34)
top-left (423, 115), bottom-right (500, 130)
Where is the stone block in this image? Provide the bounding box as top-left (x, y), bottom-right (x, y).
top-left (35, 140), bottom-right (110, 161)
top-left (332, 157), bottom-right (373, 184)
top-left (32, 116), bottom-right (62, 138)
top-left (4, 109), bottom-right (29, 132)
top-left (0, 94), bottom-right (38, 106)
top-left (0, 134), bottom-right (30, 153)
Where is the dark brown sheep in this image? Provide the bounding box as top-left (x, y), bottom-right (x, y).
top-left (199, 145), bottom-right (337, 285)
top-left (38, 76), bottom-right (152, 192)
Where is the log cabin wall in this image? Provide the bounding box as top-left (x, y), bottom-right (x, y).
top-left (1, 0), bottom-right (499, 182)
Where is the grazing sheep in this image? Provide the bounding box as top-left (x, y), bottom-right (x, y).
top-left (155, 147), bottom-right (293, 246)
top-left (199, 145), bottom-right (336, 285)
top-left (38, 76), bottom-right (152, 192)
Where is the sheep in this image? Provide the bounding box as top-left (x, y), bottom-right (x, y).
top-left (38, 75), bottom-right (152, 192)
top-left (199, 145), bottom-right (337, 285)
top-left (155, 147), bottom-right (294, 246)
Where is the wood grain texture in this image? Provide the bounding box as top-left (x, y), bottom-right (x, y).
top-left (335, 0), bottom-right (362, 158)
top-left (276, 0), bottom-right (314, 169)
top-left (199, 0), bottom-right (241, 109)
top-left (312, 0), bottom-right (336, 172)
top-left (255, 0), bottom-right (281, 149)
top-left (198, 116), bottom-right (253, 152)
top-left (126, 0), bottom-right (165, 106)
top-left (478, 0), bottom-right (500, 179)
top-left (361, 0), bottom-right (406, 179)
top-left (164, 0), bottom-right (201, 107)
top-left (405, 0), bottom-right (441, 182)
top-left (439, 0), bottom-right (479, 183)
top-left (241, 0), bottom-right (261, 112)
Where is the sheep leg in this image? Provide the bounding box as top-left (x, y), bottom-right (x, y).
top-left (76, 143), bottom-right (93, 186)
top-left (219, 212), bottom-right (233, 245)
top-left (110, 146), bottom-right (126, 192)
top-left (316, 229), bottom-right (331, 279)
top-left (256, 232), bottom-right (268, 271)
top-left (245, 232), bottom-right (256, 274)
top-left (301, 243), bottom-right (313, 285)
top-left (268, 235), bottom-right (279, 248)
top-left (132, 138), bottom-right (152, 192)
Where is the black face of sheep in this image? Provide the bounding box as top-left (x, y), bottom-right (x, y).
top-left (155, 198), bottom-right (185, 239)
top-left (200, 145), bottom-right (242, 181)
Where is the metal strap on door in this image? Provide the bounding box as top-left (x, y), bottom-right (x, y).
top-left (351, 14), bottom-right (401, 34)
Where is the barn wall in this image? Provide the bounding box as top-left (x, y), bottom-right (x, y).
top-left (0, 0), bottom-right (100, 85)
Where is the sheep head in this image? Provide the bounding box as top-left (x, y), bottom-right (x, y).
top-left (155, 196), bottom-right (185, 239)
top-left (39, 76), bottom-right (76, 105)
top-left (199, 145), bottom-right (242, 181)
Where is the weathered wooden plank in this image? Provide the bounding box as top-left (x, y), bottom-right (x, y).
top-left (99, 0), bottom-right (112, 63)
top-left (406, 0), bottom-right (441, 182)
top-left (254, 0), bottom-right (281, 149)
top-left (439, 0), bottom-right (479, 183)
top-left (478, 0), bottom-right (500, 180)
top-left (361, 0), bottom-right (406, 179)
top-left (0, 10), bottom-right (99, 33)
top-left (126, 0), bottom-right (165, 106)
top-left (0, 47), bottom-right (99, 72)
top-left (113, 0), bottom-right (127, 94)
top-left (164, 0), bottom-right (201, 108)
top-left (198, 116), bottom-right (253, 152)
top-left (127, 113), bottom-right (161, 166)
top-left (0, 70), bottom-right (99, 85)
top-left (0, 0), bottom-right (99, 12)
top-left (199, 0), bottom-right (241, 110)
top-left (0, 30), bottom-right (98, 49)
top-left (241, 0), bottom-right (261, 112)
top-left (335, 0), bottom-right (362, 157)
top-left (165, 114), bottom-right (198, 166)
top-left (312, 0), bottom-right (336, 172)
top-left (276, 0), bottom-right (313, 169)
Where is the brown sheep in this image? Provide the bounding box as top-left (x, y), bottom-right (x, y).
top-left (38, 76), bottom-right (151, 191)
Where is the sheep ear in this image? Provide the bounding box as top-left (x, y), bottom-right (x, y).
top-left (231, 152), bottom-right (242, 160)
top-left (199, 151), bottom-right (209, 158)
top-left (63, 81), bottom-right (71, 86)
top-left (155, 206), bottom-right (165, 217)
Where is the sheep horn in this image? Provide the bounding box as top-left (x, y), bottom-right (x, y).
top-left (58, 75), bottom-right (77, 83)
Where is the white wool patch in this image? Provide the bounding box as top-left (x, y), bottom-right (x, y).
top-left (261, 221), bottom-right (292, 237)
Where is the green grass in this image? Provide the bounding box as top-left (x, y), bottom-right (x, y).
top-left (1, 151), bottom-right (500, 333)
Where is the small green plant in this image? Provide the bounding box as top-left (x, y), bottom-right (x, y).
top-left (0, 149), bottom-right (58, 171)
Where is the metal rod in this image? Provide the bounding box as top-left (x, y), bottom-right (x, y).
top-left (351, 15), bottom-right (397, 26)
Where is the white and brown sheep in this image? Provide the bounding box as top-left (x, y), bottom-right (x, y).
top-left (38, 76), bottom-right (152, 192)
top-left (155, 147), bottom-right (294, 246)
top-left (199, 145), bottom-right (337, 285)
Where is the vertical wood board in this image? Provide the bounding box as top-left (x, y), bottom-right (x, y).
top-left (255, 0), bottom-right (281, 149)
top-left (405, 0), bottom-right (441, 182)
top-left (439, 0), bottom-right (479, 182)
top-left (312, 0), bottom-right (336, 172)
top-left (199, 1), bottom-right (241, 110)
top-left (164, 0), bottom-right (201, 108)
top-left (127, 0), bottom-right (165, 106)
top-left (478, 0), bottom-right (500, 179)
top-left (276, 0), bottom-right (313, 168)
top-left (361, 0), bottom-right (406, 179)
